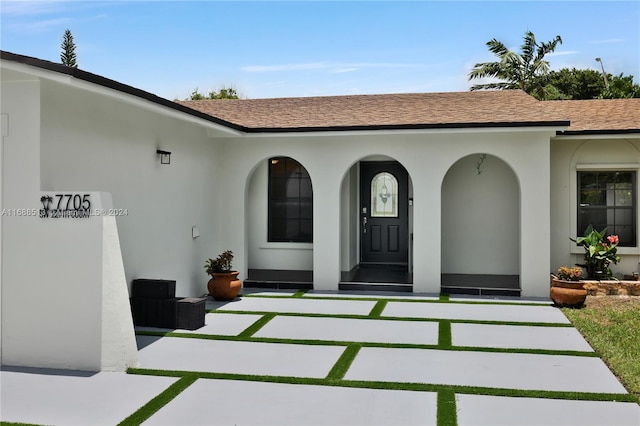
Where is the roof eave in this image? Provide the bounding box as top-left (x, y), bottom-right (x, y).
top-left (244, 120), bottom-right (571, 134)
top-left (556, 129), bottom-right (640, 136)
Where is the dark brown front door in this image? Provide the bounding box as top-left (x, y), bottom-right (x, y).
top-left (360, 161), bottom-right (409, 265)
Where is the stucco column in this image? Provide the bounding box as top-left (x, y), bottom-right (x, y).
top-left (218, 145), bottom-right (247, 279)
top-left (520, 140), bottom-right (552, 298)
top-left (410, 176), bottom-right (442, 294)
top-left (312, 174), bottom-right (341, 290)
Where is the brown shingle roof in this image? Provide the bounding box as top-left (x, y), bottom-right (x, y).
top-left (178, 90), bottom-right (568, 132)
top-left (543, 98), bottom-right (640, 135)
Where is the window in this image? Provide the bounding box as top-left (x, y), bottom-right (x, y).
top-left (268, 157), bottom-right (313, 242)
top-left (578, 171), bottom-right (636, 246)
top-left (371, 172), bottom-right (398, 217)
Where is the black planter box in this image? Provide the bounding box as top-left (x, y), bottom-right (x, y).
top-left (131, 279), bottom-right (176, 299)
top-left (130, 297), bottom-right (178, 328)
top-left (176, 297), bottom-right (206, 330)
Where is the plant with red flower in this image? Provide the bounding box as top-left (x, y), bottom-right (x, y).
top-left (571, 225), bottom-right (620, 279)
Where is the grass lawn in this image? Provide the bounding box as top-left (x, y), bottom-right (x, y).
top-left (563, 296), bottom-right (640, 401)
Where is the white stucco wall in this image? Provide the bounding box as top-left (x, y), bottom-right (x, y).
top-left (218, 129), bottom-right (555, 297)
top-left (1, 73), bottom-right (137, 370)
top-left (550, 136), bottom-right (640, 276)
top-left (441, 154), bottom-right (520, 274)
top-left (339, 165), bottom-right (359, 272)
top-left (39, 79), bottom-right (224, 297)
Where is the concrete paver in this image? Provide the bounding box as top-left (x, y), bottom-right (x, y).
top-left (137, 335), bottom-right (345, 378)
top-left (305, 290), bottom-right (439, 300)
top-left (215, 296), bottom-right (377, 315)
top-left (452, 323), bottom-right (594, 351)
top-left (254, 315), bottom-right (439, 344)
top-left (0, 368), bottom-right (177, 426)
top-left (383, 301), bottom-right (570, 323)
top-left (144, 378), bottom-right (438, 425)
top-left (136, 312), bottom-right (263, 336)
top-left (345, 347), bottom-right (627, 393)
top-left (456, 394), bottom-right (640, 426)
top-left (2, 291), bottom-right (638, 426)
top-left (449, 295), bottom-right (551, 305)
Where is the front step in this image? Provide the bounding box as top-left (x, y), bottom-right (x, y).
top-left (441, 285), bottom-right (521, 297)
top-left (243, 280), bottom-right (313, 290)
top-left (339, 282), bottom-right (413, 292)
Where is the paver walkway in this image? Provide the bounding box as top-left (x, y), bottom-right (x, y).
top-left (2, 290), bottom-right (639, 425)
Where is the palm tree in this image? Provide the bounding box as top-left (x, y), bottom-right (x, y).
top-left (468, 31), bottom-right (562, 99)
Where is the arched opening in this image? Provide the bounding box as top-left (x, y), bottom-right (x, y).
top-left (339, 155), bottom-right (414, 291)
top-left (244, 156), bottom-right (314, 288)
top-left (440, 154), bottom-right (520, 296)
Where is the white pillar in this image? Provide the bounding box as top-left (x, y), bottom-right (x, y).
top-left (312, 175), bottom-right (341, 290)
top-left (411, 182), bottom-right (442, 294)
top-left (520, 140), bottom-right (552, 298)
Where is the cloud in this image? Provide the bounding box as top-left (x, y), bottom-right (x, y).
top-left (241, 61), bottom-right (422, 73)
top-left (11, 17), bottom-right (74, 32)
top-left (2, 1), bottom-right (110, 33)
top-left (590, 38), bottom-right (625, 44)
top-left (547, 50), bottom-right (579, 57)
top-left (0, 1), bottom-right (70, 16)
top-left (331, 68), bottom-right (358, 74)
top-left (241, 62), bottom-right (328, 72)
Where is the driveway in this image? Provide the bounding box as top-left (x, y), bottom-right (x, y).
top-left (2, 289), bottom-right (639, 425)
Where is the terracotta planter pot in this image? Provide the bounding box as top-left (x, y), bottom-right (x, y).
top-left (550, 278), bottom-right (587, 308)
top-left (207, 271), bottom-right (242, 301)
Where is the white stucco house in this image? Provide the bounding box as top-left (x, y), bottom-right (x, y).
top-left (1, 51), bottom-right (639, 371)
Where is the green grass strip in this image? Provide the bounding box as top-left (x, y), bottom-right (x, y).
top-left (237, 313), bottom-right (276, 338)
top-left (242, 292), bottom-right (548, 307)
top-left (437, 389), bottom-right (457, 426)
top-left (118, 375), bottom-right (197, 426)
top-left (326, 344), bottom-right (361, 380)
top-left (127, 368), bottom-right (637, 403)
top-left (368, 300), bottom-right (387, 317)
top-left (439, 320), bottom-right (452, 349)
top-left (292, 289), bottom-right (308, 297)
top-left (1, 422), bottom-right (43, 426)
top-left (208, 309), bottom-right (572, 328)
top-left (135, 329), bottom-right (597, 357)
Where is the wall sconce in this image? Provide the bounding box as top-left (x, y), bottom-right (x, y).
top-left (156, 149), bottom-right (171, 165)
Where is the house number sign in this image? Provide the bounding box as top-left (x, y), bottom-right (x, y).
top-left (40, 194), bottom-right (92, 218)
top-left (38, 194), bottom-right (128, 218)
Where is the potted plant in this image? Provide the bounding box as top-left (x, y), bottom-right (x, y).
top-left (204, 250), bottom-right (241, 301)
top-left (550, 266), bottom-right (587, 307)
top-left (571, 225), bottom-right (620, 279)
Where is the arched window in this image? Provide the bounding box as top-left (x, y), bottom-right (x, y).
top-left (268, 157), bottom-right (313, 242)
top-left (371, 172), bottom-right (398, 217)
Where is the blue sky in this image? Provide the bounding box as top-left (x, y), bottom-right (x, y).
top-left (1, 1), bottom-right (639, 99)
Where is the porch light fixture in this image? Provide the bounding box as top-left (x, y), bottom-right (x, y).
top-left (156, 149), bottom-right (171, 165)
top-left (595, 58), bottom-right (609, 89)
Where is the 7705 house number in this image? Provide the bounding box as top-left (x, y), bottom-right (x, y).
top-left (34, 194), bottom-right (129, 218)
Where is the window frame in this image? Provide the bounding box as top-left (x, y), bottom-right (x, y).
top-left (267, 157), bottom-right (313, 243)
top-left (577, 169), bottom-right (637, 247)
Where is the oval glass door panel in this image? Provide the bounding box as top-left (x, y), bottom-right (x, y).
top-left (371, 172), bottom-right (398, 217)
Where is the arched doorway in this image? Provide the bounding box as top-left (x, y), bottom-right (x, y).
top-left (339, 156), bottom-right (414, 291)
top-left (440, 154), bottom-right (520, 296)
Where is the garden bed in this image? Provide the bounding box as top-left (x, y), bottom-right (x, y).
top-left (581, 280), bottom-right (640, 296)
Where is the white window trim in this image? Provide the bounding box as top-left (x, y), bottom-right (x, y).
top-left (571, 164), bottom-right (639, 252)
top-left (259, 242), bottom-right (313, 250)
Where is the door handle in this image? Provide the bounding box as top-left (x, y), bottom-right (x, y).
top-left (362, 216), bottom-right (367, 233)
